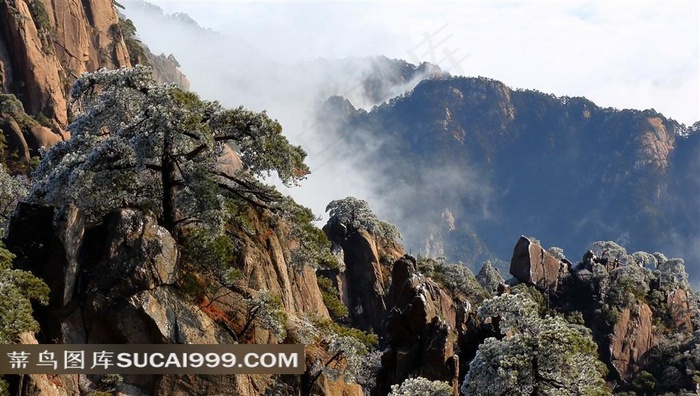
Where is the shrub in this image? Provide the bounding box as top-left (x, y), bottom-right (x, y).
top-left (325, 197), bottom-right (401, 242)
top-left (417, 256), bottom-right (489, 304)
top-left (462, 293), bottom-right (608, 395)
top-left (317, 275), bottom-right (348, 320)
top-left (0, 240), bottom-right (50, 396)
top-left (389, 377), bottom-right (452, 396)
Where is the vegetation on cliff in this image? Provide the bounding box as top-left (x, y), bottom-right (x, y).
top-left (0, 5), bottom-right (697, 393)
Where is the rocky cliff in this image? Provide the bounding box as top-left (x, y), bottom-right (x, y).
top-left (0, 0), bottom-right (187, 170)
top-left (0, 4), bottom-right (698, 394)
top-left (3, 200), bottom-right (346, 395)
top-left (324, 76), bottom-right (700, 285)
top-left (0, 0), bottom-right (131, 126)
top-left (509, 236), bottom-right (699, 392)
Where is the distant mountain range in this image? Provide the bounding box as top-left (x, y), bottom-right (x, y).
top-left (321, 76), bottom-right (700, 284)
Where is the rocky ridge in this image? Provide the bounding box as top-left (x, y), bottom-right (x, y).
top-left (0, 3), bottom-right (698, 394)
top-left (0, 0), bottom-right (187, 169)
top-left (325, 76), bottom-right (700, 285)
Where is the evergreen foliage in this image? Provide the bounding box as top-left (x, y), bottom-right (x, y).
top-left (244, 290), bottom-right (287, 342)
top-left (417, 256), bottom-right (489, 304)
top-left (290, 314), bottom-right (376, 393)
top-left (317, 275), bottom-right (348, 320)
top-left (29, 66), bottom-right (309, 236)
top-left (0, 242), bottom-right (50, 343)
top-left (389, 377), bottom-right (452, 396)
top-left (0, 164), bottom-right (28, 236)
top-left (181, 225), bottom-right (240, 284)
top-left (461, 293), bottom-right (609, 395)
top-left (325, 196), bottom-right (401, 241)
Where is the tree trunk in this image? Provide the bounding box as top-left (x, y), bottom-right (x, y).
top-left (161, 130), bottom-right (177, 235)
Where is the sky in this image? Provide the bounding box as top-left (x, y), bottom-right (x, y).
top-left (121, 1), bottom-right (700, 284)
top-left (134, 1), bottom-right (699, 125)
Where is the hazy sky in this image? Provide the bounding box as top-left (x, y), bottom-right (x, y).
top-left (142, 1), bottom-right (699, 125)
top-left (122, 1), bottom-right (700, 283)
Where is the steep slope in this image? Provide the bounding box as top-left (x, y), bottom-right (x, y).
top-left (4, 203), bottom-right (341, 395)
top-left (0, 0), bottom-right (131, 126)
top-left (0, 0), bottom-right (187, 170)
top-left (324, 76), bottom-right (699, 282)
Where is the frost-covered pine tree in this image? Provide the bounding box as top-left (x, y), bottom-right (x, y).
top-left (30, 66), bottom-right (309, 235)
top-left (389, 377), bottom-right (452, 396)
top-left (0, 164), bottom-right (28, 236)
top-left (325, 196), bottom-right (400, 241)
top-left (461, 293), bottom-right (609, 396)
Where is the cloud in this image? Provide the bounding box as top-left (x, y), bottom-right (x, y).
top-left (120, 1), bottom-right (700, 268)
top-left (138, 1), bottom-right (698, 124)
top-left (121, 1), bottom-right (445, 222)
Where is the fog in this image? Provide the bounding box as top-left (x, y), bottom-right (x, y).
top-left (121, 1), bottom-right (443, 225)
top-left (120, 1), bottom-right (699, 286)
top-left (127, 1), bottom-right (699, 125)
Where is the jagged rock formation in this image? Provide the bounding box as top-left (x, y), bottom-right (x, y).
top-left (145, 51), bottom-right (189, 90)
top-left (508, 237), bottom-right (699, 392)
top-left (3, 202), bottom-right (336, 395)
top-left (326, 76), bottom-right (700, 283)
top-left (377, 256), bottom-right (465, 396)
top-left (322, 222), bottom-right (403, 336)
top-left (0, 0), bottom-right (188, 167)
top-left (510, 236), bottom-right (569, 291)
top-left (1, 3), bottom-right (697, 393)
top-left (475, 260), bottom-right (504, 295)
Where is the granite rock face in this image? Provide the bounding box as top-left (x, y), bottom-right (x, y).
top-left (4, 203), bottom-right (334, 395)
top-left (510, 236), bottom-right (568, 291)
top-left (377, 256), bottom-right (464, 396)
top-left (0, 0), bottom-right (188, 161)
top-left (609, 302), bottom-right (655, 381)
top-left (0, 0), bottom-right (131, 127)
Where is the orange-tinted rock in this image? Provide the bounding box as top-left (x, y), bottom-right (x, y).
top-left (1, 115), bottom-right (30, 161)
top-left (0, 0), bottom-right (131, 129)
top-left (510, 236), bottom-right (566, 291)
top-left (28, 124), bottom-right (62, 149)
top-left (239, 207), bottom-right (330, 319)
top-left (609, 302), bottom-right (655, 381)
top-left (667, 288), bottom-right (694, 332)
top-left (0, 0), bottom-right (68, 124)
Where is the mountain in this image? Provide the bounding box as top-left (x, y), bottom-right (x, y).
top-left (322, 76), bottom-right (700, 284)
top-left (0, 2), bottom-right (698, 396)
top-left (0, 0), bottom-right (186, 171)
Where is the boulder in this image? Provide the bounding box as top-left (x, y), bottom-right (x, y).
top-left (95, 209), bottom-right (179, 298)
top-left (1, 115), bottom-right (30, 161)
top-left (476, 260), bottom-right (504, 295)
top-left (127, 286), bottom-right (233, 344)
top-left (510, 236), bottom-right (566, 291)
